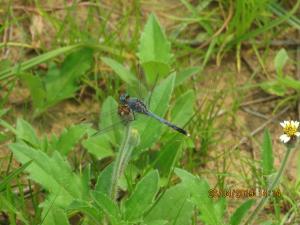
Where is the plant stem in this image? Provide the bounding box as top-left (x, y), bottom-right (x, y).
top-left (109, 124), bottom-right (138, 201)
top-left (243, 146), bottom-right (293, 225)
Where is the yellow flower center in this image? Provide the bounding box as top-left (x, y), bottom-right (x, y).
top-left (283, 124), bottom-right (297, 137)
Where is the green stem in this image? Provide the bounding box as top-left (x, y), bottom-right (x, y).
top-left (243, 146), bottom-right (293, 225)
top-left (109, 124), bottom-right (138, 201)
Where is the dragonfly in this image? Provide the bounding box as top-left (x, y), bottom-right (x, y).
top-left (117, 93), bottom-right (189, 136)
top-left (92, 69), bottom-right (190, 145)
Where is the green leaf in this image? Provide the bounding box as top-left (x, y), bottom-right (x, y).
top-left (171, 90), bottom-right (195, 127)
top-left (260, 81), bottom-right (286, 96)
top-left (124, 170), bottom-right (160, 220)
top-left (82, 135), bottom-right (114, 159)
top-left (20, 73), bottom-right (46, 109)
top-left (98, 96), bottom-right (123, 146)
top-left (53, 123), bottom-right (91, 155)
top-left (152, 135), bottom-right (184, 178)
top-left (277, 75), bottom-right (300, 90)
top-left (81, 164), bottom-right (91, 200)
top-left (175, 67), bottom-right (200, 86)
top-left (101, 57), bottom-right (138, 86)
top-left (9, 143), bottom-right (83, 207)
top-left (0, 44), bottom-right (83, 81)
top-left (229, 199), bottom-right (255, 225)
top-left (138, 13), bottom-right (173, 84)
top-left (137, 73), bottom-right (175, 150)
top-left (16, 118), bottom-right (40, 148)
top-left (45, 48), bottom-right (93, 108)
top-left (261, 129), bottom-right (274, 175)
top-left (0, 195), bottom-right (30, 225)
top-left (0, 160), bottom-right (32, 192)
top-left (144, 220), bottom-right (168, 225)
top-left (175, 168), bottom-right (222, 225)
top-left (95, 163), bottom-right (114, 196)
top-left (214, 198), bottom-right (227, 222)
top-left (145, 184), bottom-right (194, 225)
top-left (274, 48), bottom-right (289, 77)
top-left (91, 191), bottom-right (121, 225)
top-left (41, 202), bottom-right (70, 225)
top-left (67, 200), bottom-right (102, 222)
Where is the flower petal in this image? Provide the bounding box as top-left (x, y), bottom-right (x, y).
top-left (280, 134), bottom-right (290, 143)
top-left (295, 121), bottom-right (299, 129)
top-left (295, 132), bottom-right (300, 137)
top-left (280, 122), bottom-right (285, 128)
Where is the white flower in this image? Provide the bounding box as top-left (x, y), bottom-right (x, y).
top-left (279, 120), bottom-right (300, 143)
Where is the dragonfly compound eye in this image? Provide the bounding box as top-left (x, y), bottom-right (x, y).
top-left (120, 93), bottom-right (130, 104)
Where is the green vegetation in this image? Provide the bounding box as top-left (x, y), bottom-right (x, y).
top-left (1, 1), bottom-right (300, 224)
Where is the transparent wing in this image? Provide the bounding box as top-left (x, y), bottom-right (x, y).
top-left (94, 96), bottom-right (137, 143)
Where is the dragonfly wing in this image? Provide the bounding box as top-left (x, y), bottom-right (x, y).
top-left (98, 96), bottom-right (123, 144)
top-left (98, 96), bottom-right (136, 144)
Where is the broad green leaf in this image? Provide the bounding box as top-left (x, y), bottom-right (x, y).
top-left (152, 135), bottom-right (184, 178)
top-left (171, 90), bottom-right (195, 127)
top-left (175, 168), bottom-right (222, 225)
top-left (16, 118), bottom-right (40, 148)
top-left (138, 13), bottom-right (173, 84)
top-left (141, 62), bottom-right (171, 85)
top-left (45, 48), bottom-right (93, 107)
top-left (9, 143), bottom-right (83, 207)
top-left (260, 81), bottom-right (286, 96)
top-left (41, 203), bottom-right (70, 225)
top-left (261, 129), bottom-right (274, 175)
top-left (214, 198), bottom-right (227, 222)
top-left (91, 191), bottom-right (121, 225)
top-left (145, 184), bottom-right (194, 225)
top-left (82, 135), bottom-right (114, 159)
top-left (20, 73), bottom-right (46, 109)
top-left (101, 58), bottom-right (147, 99)
top-left (95, 163), bottom-right (114, 196)
top-left (229, 199), bottom-right (255, 225)
top-left (278, 75), bottom-right (300, 90)
top-left (137, 73), bottom-right (175, 150)
top-left (274, 48), bottom-right (288, 76)
top-left (0, 161), bottom-right (32, 192)
top-left (101, 57), bottom-right (138, 86)
top-left (175, 67), bottom-right (200, 86)
top-left (149, 74), bottom-right (175, 116)
top-left (124, 170), bottom-right (159, 220)
top-left (53, 123), bottom-right (91, 155)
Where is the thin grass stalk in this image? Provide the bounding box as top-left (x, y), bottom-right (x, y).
top-left (243, 146), bottom-right (294, 225)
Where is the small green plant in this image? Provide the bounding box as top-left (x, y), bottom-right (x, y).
top-left (20, 48), bottom-right (93, 117)
top-left (1, 3), bottom-right (299, 224)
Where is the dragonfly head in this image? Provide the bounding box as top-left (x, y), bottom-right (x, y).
top-left (120, 93), bottom-right (129, 105)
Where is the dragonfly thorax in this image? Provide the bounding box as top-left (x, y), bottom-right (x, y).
top-left (119, 94), bottom-right (149, 115)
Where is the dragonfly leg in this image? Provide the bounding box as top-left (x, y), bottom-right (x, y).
top-left (132, 111), bottom-right (136, 121)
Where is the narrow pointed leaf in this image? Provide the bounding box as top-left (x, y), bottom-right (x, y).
top-left (261, 129), bottom-right (274, 175)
